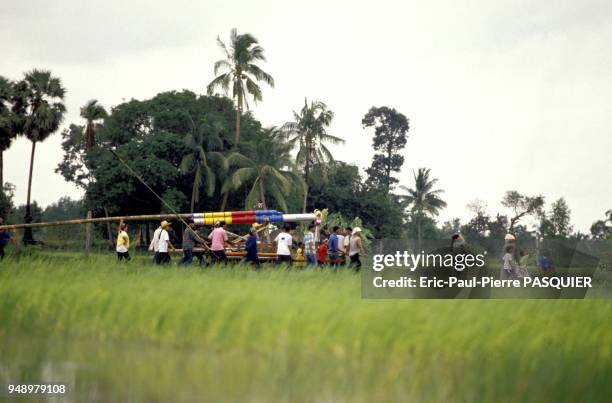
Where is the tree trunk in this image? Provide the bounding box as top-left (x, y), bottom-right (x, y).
top-left (235, 93), bottom-right (242, 144)
top-left (145, 222), bottom-right (151, 247)
top-left (302, 184), bottom-right (308, 214)
top-left (138, 224), bottom-right (144, 249)
top-left (258, 178), bottom-right (267, 210)
top-left (302, 141), bottom-right (311, 213)
top-left (220, 191), bottom-right (229, 211)
top-left (26, 141), bottom-right (36, 214)
top-left (221, 92), bottom-right (243, 210)
top-left (23, 141), bottom-right (37, 245)
top-left (416, 212), bottom-right (422, 252)
top-left (85, 210), bottom-right (92, 256)
top-left (190, 186), bottom-right (196, 213)
top-left (104, 206), bottom-right (114, 248)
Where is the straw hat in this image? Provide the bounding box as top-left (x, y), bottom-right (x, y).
top-left (161, 220), bottom-right (171, 229)
top-left (352, 227), bottom-right (362, 235)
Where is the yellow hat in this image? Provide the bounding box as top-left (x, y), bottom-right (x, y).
top-left (161, 220), bottom-right (171, 228)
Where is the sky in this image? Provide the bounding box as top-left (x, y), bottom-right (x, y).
top-left (1, 0), bottom-right (611, 232)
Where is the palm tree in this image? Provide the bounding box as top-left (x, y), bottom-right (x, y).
top-left (80, 99), bottom-right (107, 151)
top-left (222, 128), bottom-right (303, 211)
top-left (207, 28), bottom-right (274, 145)
top-left (0, 76), bottom-right (17, 186)
top-left (180, 117), bottom-right (229, 212)
top-left (282, 98), bottom-right (344, 212)
top-left (400, 168), bottom-right (447, 249)
top-left (80, 100), bottom-right (107, 252)
top-left (12, 69), bottom-right (66, 244)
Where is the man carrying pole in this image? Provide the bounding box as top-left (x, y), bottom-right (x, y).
top-left (208, 221), bottom-right (230, 265)
top-left (180, 218), bottom-right (207, 266)
top-left (157, 221), bottom-right (174, 265)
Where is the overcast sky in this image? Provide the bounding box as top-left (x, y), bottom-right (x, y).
top-left (2, 0), bottom-right (611, 232)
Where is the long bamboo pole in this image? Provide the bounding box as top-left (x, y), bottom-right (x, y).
top-left (0, 213), bottom-right (193, 231)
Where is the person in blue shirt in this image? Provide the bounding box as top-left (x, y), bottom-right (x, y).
top-left (0, 217), bottom-right (11, 260)
top-left (244, 228), bottom-right (260, 269)
top-left (328, 226), bottom-right (340, 268)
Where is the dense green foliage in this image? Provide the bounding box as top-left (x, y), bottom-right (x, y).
top-left (0, 255), bottom-right (610, 402)
top-left (0, 76), bottom-right (17, 185)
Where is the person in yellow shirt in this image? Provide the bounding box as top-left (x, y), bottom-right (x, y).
top-left (116, 223), bottom-right (130, 261)
top-left (295, 241), bottom-right (304, 267)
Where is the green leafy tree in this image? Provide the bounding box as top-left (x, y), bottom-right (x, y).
top-left (222, 129), bottom-right (303, 211)
top-left (0, 182), bottom-right (15, 219)
top-left (487, 214), bottom-right (509, 239)
top-left (74, 91), bottom-right (254, 216)
top-left (56, 100), bottom-right (108, 242)
top-left (400, 168), bottom-right (447, 248)
top-left (590, 209), bottom-right (612, 239)
top-left (540, 198), bottom-right (573, 239)
top-left (56, 124), bottom-right (90, 189)
top-left (358, 189), bottom-right (406, 239)
top-left (306, 160), bottom-right (406, 239)
top-left (12, 69), bottom-right (66, 244)
top-left (309, 161), bottom-right (362, 216)
top-left (207, 28), bottom-right (274, 145)
top-left (440, 218), bottom-right (462, 238)
top-left (41, 196), bottom-right (86, 243)
top-left (0, 76), bottom-right (17, 186)
top-left (502, 190), bottom-right (545, 232)
top-left (180, 117), bottom-right (228, 212)
top-left (462, 199), bottom-right (490, 240)
top-left (362, 106), bottom-right (409, 190)
top-left (282, 99), bottom-right (344, 212)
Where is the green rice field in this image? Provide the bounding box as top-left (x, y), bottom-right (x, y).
top-left (0, 252), bottom-right (610, 402)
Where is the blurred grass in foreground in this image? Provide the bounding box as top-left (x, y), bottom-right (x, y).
top-left (0, 253), bottom-right (610, 402)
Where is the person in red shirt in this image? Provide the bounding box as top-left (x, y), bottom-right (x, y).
top-left (317, 238), bottom-right (328, 267)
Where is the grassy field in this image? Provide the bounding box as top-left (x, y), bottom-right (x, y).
top-left (0, 252), bottom-right (611, 402)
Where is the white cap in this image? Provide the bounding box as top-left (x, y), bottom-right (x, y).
top-left (504, 233), bottom-right (516, 241)
top-left (352, 227), bottom-right (362, 235)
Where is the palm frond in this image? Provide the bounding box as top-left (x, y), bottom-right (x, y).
top-left (213, 59), bottom-right (233, 75)
top-left (246, 64), bottom-right (275, 87)
top-left (207, 73), bottom-right (231, 95)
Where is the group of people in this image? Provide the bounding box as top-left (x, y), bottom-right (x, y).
top-left (116, 220), bottom-right (175, 263)
top-left (118, 218), bottom-right (233, 266)
top-left (276, 223), bottom-right (366, 270)
top-left (117, 218), bottom-right (366, 270)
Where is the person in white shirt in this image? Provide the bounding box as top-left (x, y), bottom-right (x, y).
top-left (337, 232), bottom-right (346, 264)
top-left (274, 225), bottom-right (293, 266)
top-left (348, 227), bottom-right (365, 271)
top-left (149, 222), bottom-right (164, 263)
top-left (156, 221), bottom-right (174, 265)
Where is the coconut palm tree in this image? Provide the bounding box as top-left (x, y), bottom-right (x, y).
top-left (180, 117), bottom-right (229, 212)
top-left (222, 128), bottom-right (303, 211)
top-left (207, 28), bottom-right (274, 145)
top-left (400, 168), bottom-right (447, 249)
top-left (282, 98), bottom-right (344, 212)
top-left (12, 69), bottom-right (66, 243)
top-left (0, 76), bottom-right (17, 186)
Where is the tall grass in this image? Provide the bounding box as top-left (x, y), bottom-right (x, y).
top-left (0, 253), bottom-right (610, 402)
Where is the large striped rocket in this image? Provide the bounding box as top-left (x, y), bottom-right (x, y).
top-left (192, 210), bottom-right (316, 225)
